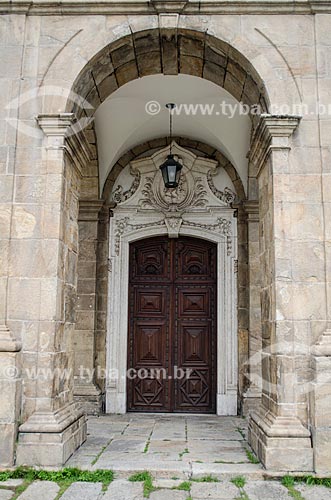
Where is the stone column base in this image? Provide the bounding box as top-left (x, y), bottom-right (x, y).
top-left (74, 382), bottom-right (103, 415)
top-left (242, 386), bottom-right (261, 416)
top-left (16, 402), bottom-right (87, 466)
top-left (217, 392), bottom-right (237, 416)
top-left (249, 409), bottom-right (313, 471)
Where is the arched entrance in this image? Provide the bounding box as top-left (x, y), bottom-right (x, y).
top-left (12, 19), bottom-right (316, 474)
top-left (105, 142), bottom-right (238, 416)
top-left (127, 235), bottom-right (217, 413)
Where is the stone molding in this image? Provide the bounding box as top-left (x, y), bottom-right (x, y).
top-left (2, 0), bottom-right (331, 15)
top-left (0, 324), bottom-right (22, 352)
top-left (312, 329), bottom-right (331, 356)
top-left (249, 114), bottom-right (301, 177)
top-left (37, 113), bottom-right (93, 176)
top-left (243, 200), bottom-right (259, 222)
top-left (78, 199), bottom-right (105, 222)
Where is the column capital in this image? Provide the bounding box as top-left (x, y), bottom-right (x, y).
top-left (36, 113), bottom-right (76, 137)
top-left (78, 199), bottom-right (105, 222)
top-left (0, 325), bottom-right (21, 352)
top-left (249, 114), bottom-right (301, 176)
top-left (243, 200), bottom-right (259, 220)
top-left (312, 329), bottom-right (331, 356)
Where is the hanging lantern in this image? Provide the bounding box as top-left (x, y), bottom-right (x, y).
top-left (160, 153), bottom-right (182, 189)
top-left (160, 103), bottom-right (182, 189)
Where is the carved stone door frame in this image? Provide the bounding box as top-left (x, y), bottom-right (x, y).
top-left (105, 142), bottom-right (238, 415)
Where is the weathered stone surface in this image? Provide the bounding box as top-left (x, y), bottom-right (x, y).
top-left (103, 479), bottom-right (143, 500)
top-left (244, 480), bottom-right (292, 500)
top-left (60, 482), bottom-right (103, 500)
top-left (0, 490), bottom-right (13, 500)
top-left (0, 479), bottom-right (23, 487)
top-left (17, 481), bottom-right (59, 500)
top-left (190, 481), bottom-right (239, 499)
top-left (296, 484), bottom-right (331, 500)
top-left (150, 490), bottom-right (187, 500)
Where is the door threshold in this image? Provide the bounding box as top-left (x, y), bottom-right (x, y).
top-left (126, 412), bottom-right (218, 417)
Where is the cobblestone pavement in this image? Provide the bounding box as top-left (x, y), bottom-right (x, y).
top-left (1, 477), bottom-right (331, 500)
top-left (1, 416), bottom-right (330, 499)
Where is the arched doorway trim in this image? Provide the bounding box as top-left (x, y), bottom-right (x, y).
top-left (106, 142), bottom-right (238, 415)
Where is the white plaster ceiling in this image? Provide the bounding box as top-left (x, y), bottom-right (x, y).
top-left (95, 74), bottom-right (251, 195)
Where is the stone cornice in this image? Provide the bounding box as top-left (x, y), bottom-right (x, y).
top-left (37, 113), bottom-right (93, 176)
top-left (243, 200), bottom-right (259, 221)
top-left (1, 0), bottom-right (331, 15)
top-left (37, 113), bottom-right (75, 137)
top-left (249, 114), bottom-right (301, 178)
top-left (79, 199), bottom-right (105, 221)
top-left (0, 325), bottom-right (22, 353)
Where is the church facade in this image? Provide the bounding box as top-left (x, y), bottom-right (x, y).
top-left (0, 0), bottom-right (331, 474)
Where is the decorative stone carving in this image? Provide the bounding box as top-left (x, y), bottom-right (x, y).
top-left (140, 170), bottom-right (208, 213)
top-left (207, 171), bottom-right (236, 205)
top-left (164, 216), bottom-right (182, 237)
top-left (182, 218), bottom-right (232, 255)
top-left (114, 216), bottom-right (166, 255)
top-left (112, 172), bottom-right (140, 204)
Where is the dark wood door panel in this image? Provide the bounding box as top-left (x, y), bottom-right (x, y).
top-left (128, 235), bottom-right (217, 413)
top-left (177, 287), bottom-right (212, 317)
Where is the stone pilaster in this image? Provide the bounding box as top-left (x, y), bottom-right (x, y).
top-left (73, 199), bottom-right (104, 414)
top-left (310, 330), bottom-right (331, 473)
top-left (0, 326), bottom-right (22, 466)
top-left (242, 200), bottom-right (262, 415)
top-left (248, 115), bottom-right (314, 471)
top-left (16, 114), bottom-right (88, 466)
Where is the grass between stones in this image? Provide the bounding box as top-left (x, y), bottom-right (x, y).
top-left (245, 448), bottom-right (260, 464)
top-left (91, 437), bottom-right (113, 466)
top-left (281, 476), bottom-right (304, 500)
top-left (191, 475), bottom-right (219, 482)
top-left (175, 481), bottom-right (191, 491)
top-left (231, 475), bottom-right (249, 500)
top-left (129, 471), bottom-right (157, 498)
top-left (0, 467), bottom-right (114, 498)
top-left (179, 447), bottom-right (189, 460)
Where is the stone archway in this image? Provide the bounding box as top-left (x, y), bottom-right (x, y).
top-left (13, 25), bottom-right (317, 474)
top-left (66, 27), bottom-right (269, 193)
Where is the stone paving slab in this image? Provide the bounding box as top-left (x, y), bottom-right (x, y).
top-left (16, 481), bottom-right (59, 500)
top-left (183, 451), bottom-right (249, 463)
top-left (60, 482), bottom-right (103, 500)
top-left (106, 438), bottom-right (148, 453)
top-left (190, 481), bottom-right (240, 499)
top-left (150, 490), bottom-right (187, 500)
top-left (0, 480), bottom-right (23, 487)
top-left (188, 439), bottom-right (245, 452)
top-left (187, 430), bottom-right (243, 441)
top-left (244, 480), bottom-right (292, 500)
top-left (153, 479), bottom-right (185, 488)
top-left (103, 479), bottom-right (144, 500)
top-left (296, 484), bottom-right (331, 500)
top-left (148, 440), bottom-right (187, 453)
top-left (0, 491), bottom-right (13, 500)
top-left (191, 462), bottom-right (264, 480)
top-left (94, 460), bottom-right (191, 479)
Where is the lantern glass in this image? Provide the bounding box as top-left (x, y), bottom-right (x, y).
top-left (160, 154), bottom-right (182, 189)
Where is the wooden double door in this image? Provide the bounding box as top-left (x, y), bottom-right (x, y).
top-left (127, 235), bottom-right (217, 413)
